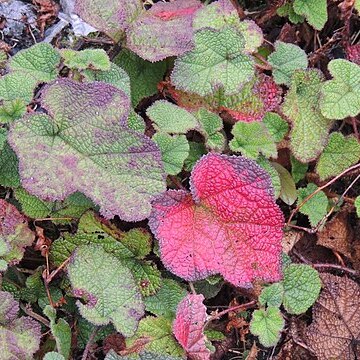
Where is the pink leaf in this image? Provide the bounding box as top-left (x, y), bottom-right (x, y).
top-left (149, 153), bottom-right (284, 287)
top-left (173, 294), bottom-right (210, 360)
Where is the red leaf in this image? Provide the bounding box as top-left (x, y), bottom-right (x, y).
top-left (149, 154), bottom-right (284, 287)
top-left (173, 294), bottom-right (210, 360)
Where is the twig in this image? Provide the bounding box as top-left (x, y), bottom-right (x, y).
top-left (204, 301), bottom-right (256, 328)
top-left (45, 258), bottom-right (71, 284)
top-left (188, 282), bottom-right (197, 295)
top-left (287, 162), bottom-right (360, 226)
top-left (253, 53), bottom-right (272, 70)
top-left (19, 303), bottom-right (50, 328)
top-left (81, 327), bottom-right (98, 360)
top-left (292, 249), bottom-right (359, 276)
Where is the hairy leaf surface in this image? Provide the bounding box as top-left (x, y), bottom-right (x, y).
top-left (150, 153), bottom-right (284, 287)
top-left (173, 294), bottom-right (210, 359)
top-left (68, 244), bottom-right (144, 337)
top-left (171, 26), bottom-right (254, 96)
top-left (9, 79), bottom-right (165, 221)
top-left (293, 0), bottom-right (328, 30)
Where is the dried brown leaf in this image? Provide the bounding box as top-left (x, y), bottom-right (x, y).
top-left (317, 213), bottom-right (353, 259)
top-left (305, 273), bottom-right (360, 360)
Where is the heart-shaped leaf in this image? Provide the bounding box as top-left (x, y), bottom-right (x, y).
top-left (8, 79), bottom-right (165, 221)
top-left (149, 153), bottom-right (284, 287)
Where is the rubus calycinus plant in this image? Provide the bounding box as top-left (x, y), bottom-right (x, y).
top-left (0, 0), bottom-right (359, 359)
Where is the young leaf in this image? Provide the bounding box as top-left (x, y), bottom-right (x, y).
top-left (83, 63), bottom-right (131, 98)
top-left (68, 244), bottom-right (144, 337)
top-left (51, 211), bottom-right (160, 296)
top-left (147, 100), bottom-right (199, 134)
top-left (293, 0), bottom-right (328, 30)
top-left (44, 353), bottom-right (65, 360)
top-left (149, 153), bottom-right (284, 287)
top-left (9, 43), bottom-right (60, 82)
top-left (153, 133), bottom-right (190, 175)
top-left (0, 199), bottom-right (34, 270)
top-left (8, 79), bottom-right (165, 221)
top-left (114, 49), bottom-right (166, 106)
top-left (0, 291), bottom-right (42, 360)
top-left (106, 350), bottom-right (183, 360)
top-left (229, 121), bottom-right (277, 159)
top-left (173, 294), bottom-right (211, 359)
top-left (74, 0), bottom-right (143, 41)
top-left (171, 26), bottom-right (254, 97)
top-left (297, 183), bottom-right (328, 227)
top-left (283, 264), bottom-right (321, 314)
top-left (195, 108), bottom-right (225, 151)
top-left (268, 41), bottom-right (308, 86)
top-left (0, 99), bottom-right (26, 123)
top-left (277, 3), bottom-right (304, 24)
top-left (290, 155), bottom-right (308, 183)
top-left (282, 69), bottom-right (332, 162)
top-left (250, 307), bottom-right (284, 347)
top-left (271, 162), bottom-right (297, 206)
top-left (184, 142), bottom-right (207, 172)
top-left (127, 316), bottom-right (185, 357)
top-left (263, 112), bottom-right (289, 143)
top-left (126, 0), bottom-right (203, 62)
top-left (320, 59), bottom-right (360, 119)
top-left (193, 0), bottom-right (263, 53)
top-left (61, 48), bottom-right (110, 70)
top-left (43, 305), bottom-right (71, 359)
top-left (145, 279), bottom-right (188, 318)
top-left (316, 132), bottom-right (360, 181)
top-left (259, 283), bottom-right (284, 308)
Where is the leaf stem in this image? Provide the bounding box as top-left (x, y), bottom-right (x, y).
top-left (287, 162), bottom-right (360, 226)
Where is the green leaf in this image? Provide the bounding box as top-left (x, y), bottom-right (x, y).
top-left (144, 279), bottom-right (188, 318)
top-left (195, 108), bottom-right (225, 151)
top-left (291, 155), bottom-right (308, 183)
top-left (293, 0), bottom-right (328, 30)
top-left (257, 157), bottom-right (281, 198)
top-left (230, 121), bottom-right (277, 159)
top-left (14, 188), bottom-right (94, 220)
top-left (268, 41), bottom-right (308, 86)
top-left (320, 59), bottom-right (360, 119)
top-left (68, 244), bottom-right (144, 337)
top-left (61, 48), bottom-right (110, 70)
top-left (0, 138), bottom-right (20, 188)
top-left (282, 69), bottom-right (332, 162)
top-left (9, 79), bottom-right (165, 222)
top-left (277, 3), bottom-right (304, 24)
top-left (0, 72), bottom-right (37, 104)
top-left (146, 100), bottom-right (199, 134)
top-left (171, 26), bottom-right (254, 96)
top-left (153, 133), bottom-right (189, 175)
top-left (83, 63), bottom-right (131, 98)
top-left (355, 196), bottom-right (360, 217)
top-left (282, 264), bottom-right (321, 314)
top-left (316, 132), bottom-right (360, 181)
top-left (271, 162), bottom-right (297, 205)
top-left (297, 183), bottom-right (328, 227)
top-left (184, 142), bottom-right (207, 172)
top-left (43, 352), bottom-right (65, 360)
top-left (9, 43), bottom-right (60, 82)
top-left (105, 350), bottom-right (183, 360)
top-left (263, 112), bottom-right (289, 142)
top-left (114, 49), bottom-right (166, 106)
top-left (0, 99), bottom-right (26, 123)
top-left (51, 211), bottom-right (160, 296)
top-left (250, 307), bottom-right (284, 347)
top-left (43, 306), bottom-right (71, 359)
top-left (127, 316), bottom-right (185, 357)
top-left (127, 110), bottom-right (146, 132)
top-left (77, 318), bottom-right (114, 349)
top-left (259, 283), bottom-right (284, 308)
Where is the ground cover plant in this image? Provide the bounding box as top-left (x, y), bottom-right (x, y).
top-left (0, 0), bottom-right (359, 359)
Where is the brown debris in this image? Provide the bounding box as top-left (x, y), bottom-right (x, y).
top-left (317, 212), bottom-right (354, 259)
top-left (305, 273), bottom-right (360, 360)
